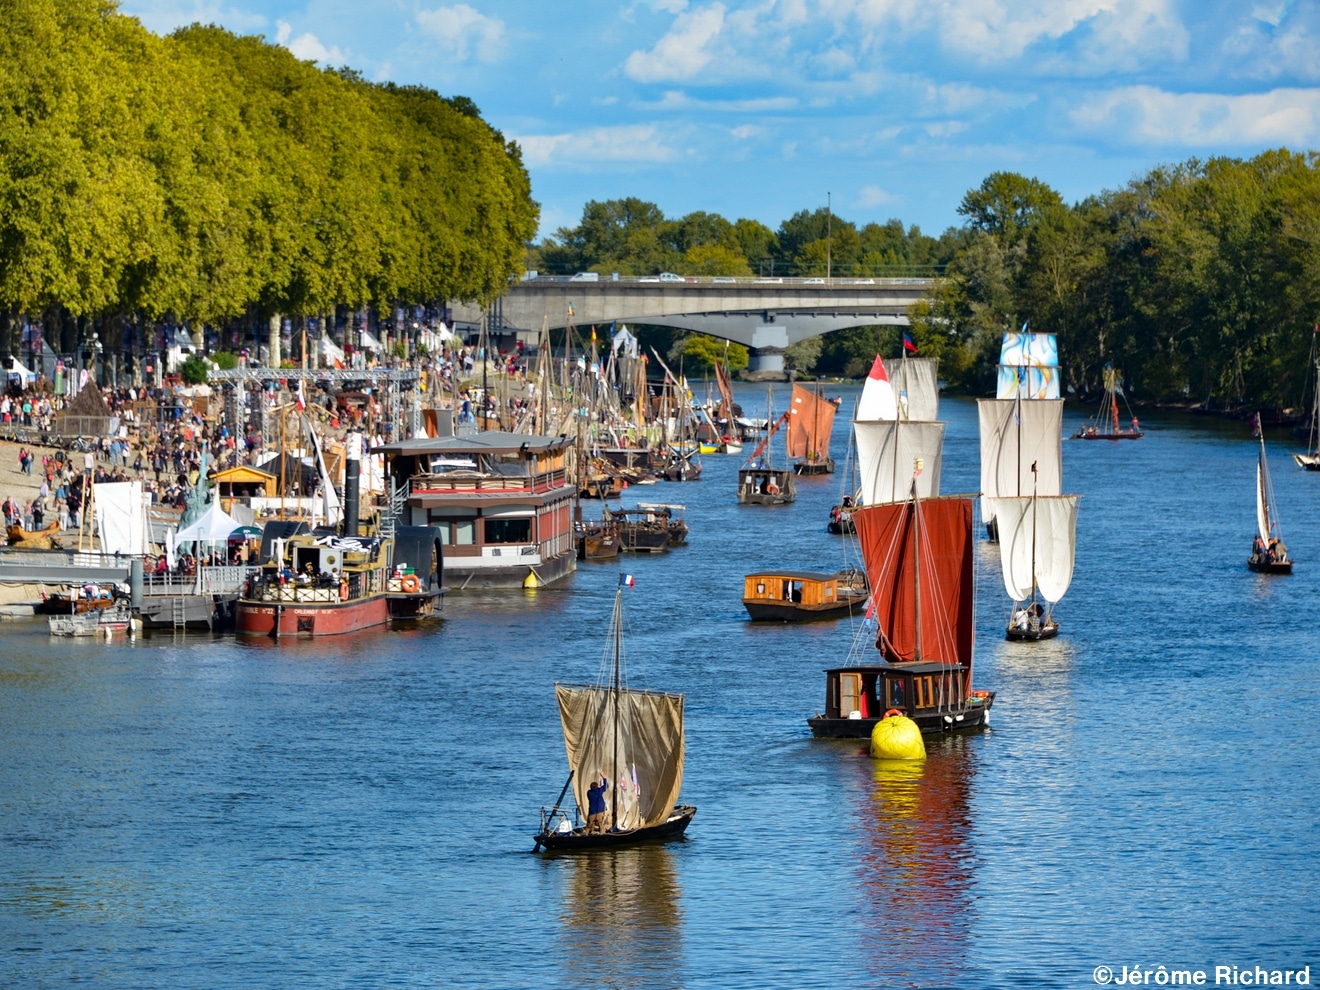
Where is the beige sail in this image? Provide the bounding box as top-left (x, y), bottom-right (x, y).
top-left (854, 420), bottom-right (944, 505)
top-left (977, 398), bottom-right (1062, 525)
top-left (988, 494), bottom-right (1079, 604)
top-left (882, 357), bottom-right (939, 421)
top-left (556, 684), bottom-right (685, 832)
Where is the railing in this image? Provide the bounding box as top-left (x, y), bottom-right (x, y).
top-left (143, 565), bottom-right (261, 596)
top-left (408, 471), bottom-right (568, 496)
top-left (516, 270), bottom-right (943, 286)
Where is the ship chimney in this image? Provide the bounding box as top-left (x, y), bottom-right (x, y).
top-left (343, 432), bottom-right (361, 537)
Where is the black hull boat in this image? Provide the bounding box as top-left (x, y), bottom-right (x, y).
top-left (793, 457), bottom-right (834, 476)
top-left (1006, 617), bottom-right (1059, 640)
top-left (1248, 554), bottom-right (1292, 575)
top-left (534, 805), bottom-right (696, 852)
top-left (1250, 428), bottom-right (1293, 575)
top-left (807, 663), bottom-right (994, 738)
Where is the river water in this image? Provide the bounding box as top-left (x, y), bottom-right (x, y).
top-left (3, 384), bottom-right (1319, 989)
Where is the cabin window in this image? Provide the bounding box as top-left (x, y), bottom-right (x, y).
top-left (913, 676), bottom-right (940, 709)
top-left (887, 679), bottom-right (907, 709)
top-left (756, 582), bottom-right (766, 595)
top-left (840, 673), bottom-right (862, 717)
top-left (485, 518), bottom-right (532, 544)
top-left (436, 522), bottom-right (451, 544)
top-left (454, 520), bottom-right (476, 545)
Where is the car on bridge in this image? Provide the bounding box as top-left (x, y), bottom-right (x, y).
top-left (659, 272), bottom-right (684, 282)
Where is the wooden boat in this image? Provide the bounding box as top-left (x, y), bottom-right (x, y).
top-left (788, 383), bottom-right (836, 475)
top-left (988, 476), bottom-right (1079, 640)
top-left (636, 503), bottom-right (688, 546)
top-left (743, 568), bottom-right (867, 622)
top-left (808, 485), bottom-right (994, 737)
top-left (576, 519), bottom-right (620, 561)
top-left (1249, 428), bottom-right (1293, 574)
top-left (1072, 364), bottom-right (1143, 440)
top-left (41, 584), bottom-right (126, 615)
top-left (1294, 331), bottom-right (1320, 469)
top-left (49, 602), bottom-right (134, 637)
top-left (738, 393), bottom-right (796, 505)
top-left (605, 505), bottom-right (672, 553)
top-left (660, 447), bottom-right (702, 482)
top-left (980, 331), bottom-right (1063, 540)
top-left (534, 582), bottom-right (695, 852)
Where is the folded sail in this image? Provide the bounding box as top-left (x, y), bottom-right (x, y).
top-left (855, 420), bottom-right (944, 505)
top-left (988, 495), bottom-right (1079, 603)
top-left (853, 496), bottom-right (975, 668)
top-left (977, 399), bottom-right (1062, 523)
top-left (556, 684), bottom-right (685, 832)
top-left (787, 384), bottom-right (837, 460)
top-left (882, 357), bottom-right (939, 421)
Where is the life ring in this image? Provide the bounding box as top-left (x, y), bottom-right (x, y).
top-left (884, 708), bottom-right (903, 719)
top-left (339, 580), bottom-right (349, 601)
top-left (765, 481), bottom-right (780, 495)
top-left (401, 574), bottom-right (421, 594)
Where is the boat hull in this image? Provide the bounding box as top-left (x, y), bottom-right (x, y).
top-left (1006, 619), bottom-right (1059, 641)
top-left (793, 459), bottom-right (835, 476)
top-left (235, 595), bottom-right (392, 637)
top-left (535, 805), bottom-right (696, 852)
top-left (808, 699), bottom-right (993, 738)
top-left (1071, 430), bottom-right (1143, 440)
top-left (744, 596), bottom-right (866, 622)
top-left (1248, 557), bottom-right (1293, 575)
top-left (1293, 453), bottom-right (1320, 470)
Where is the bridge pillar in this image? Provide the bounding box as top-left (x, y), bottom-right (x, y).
top-left (747, 347), bottom-right (785, 374)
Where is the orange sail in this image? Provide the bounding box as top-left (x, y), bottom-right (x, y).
top-left (713, 359), bottom-right (735, 431)
top-left (852, 496), bottom-right (975, 675)
top-left (787, 384), bottom-right (837, 461)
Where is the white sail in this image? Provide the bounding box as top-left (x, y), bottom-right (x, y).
top-left (978, 398), bottom-right (1063, 524)
top-left (882, 357), bottom-right (939, 421)
top-left (857, 355), bottom-right (898, 421)
top-left (1256, 458), bottom-right (1271, 543)
top-left (855, 420), bottom-right (944, 505)
top-left (996, 365), bottom-right (1061, 400)
top-left (1000, 332), bottom-right (1059, 367)
top-left (990, 494), bottom-right (1079, 604)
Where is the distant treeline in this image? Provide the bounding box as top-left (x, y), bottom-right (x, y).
top-left (534, 151), bottom-right (1320, 407)
top-left (0, 0), bottom-right (537, 360)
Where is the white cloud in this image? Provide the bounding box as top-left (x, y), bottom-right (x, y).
top-left (642, 90), bottom-right (798, 111)
top-left (1070, 85), bottom-right (1320, 146)
top-left (730, 124), bottom-right (767, 138)
top-left (624, 3), bottom-right (727, 82)
top-left (415, 4), bottom-right (507, 64)
top-left (857, 185), bottom-right (897, 207)
top-left (275, 21), bottom-right (345, 65)
top-left (923, 120), bottom-right (969, 138)
top-left (1222, 6), bottom-right (1320, 81)
top-left (654, 0), bottom-right (689, 11)
top-left (119, 1), bottom-right (266, 35)
top-left (515, 124), bottom-right (681, 167)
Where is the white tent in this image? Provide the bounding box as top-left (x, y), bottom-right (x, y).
top-left (320, 335), bottom-right (346, 365)
top-left (172, 501), bottom-right (241, 550)
top-left (8, 356), bottom-right (35, 383)
top-left (360, 330), bottom-right (383, 353)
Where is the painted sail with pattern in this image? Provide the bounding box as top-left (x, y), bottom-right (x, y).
top-left (977, 399), bottom-right (1062, 525)
top-left (855, 420), bottom-right (944, 505)
top-left (987, 494), bottom-right (1079, 603)
top-left (787, 383), bottom-right (837, 461)
top-left (556, 683), bottom-right (685, 832)
top-left (882, 356), bottom-right (939, 421)
top-left (997, 332), bottom-right (1060, 400)
top-left (852, 496), bottom-right (975, 670)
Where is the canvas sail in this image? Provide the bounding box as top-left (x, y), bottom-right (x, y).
top-left (787, 384), bottom-right (837, 461)
top-left (857, 355), bottom-right (898, 421)
top-left (978, 399), bottom-right (1062, 524)
top-left (855, 420), bottom-right (944, 505)
top-left (1257, 459), bottom-right (1270, 543)
top-left (882, 357), bottom-right (939, 421)
top-left (988, 495), bottom-right (1079, 603)
top-left (853, 496), bottom-right (975, 669)
top-left (713, 359), bottom-right (735, 428)
top-left (556, 684), bottom-right (685, 832)
top-left (997, 332), bottom-right (1060, 400)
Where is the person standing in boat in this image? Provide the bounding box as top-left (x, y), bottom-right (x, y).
top-left (586, 772), bottom-right (609, 834)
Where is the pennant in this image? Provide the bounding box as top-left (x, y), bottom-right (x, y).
top-left (902, 332), bottom-right (918, 353)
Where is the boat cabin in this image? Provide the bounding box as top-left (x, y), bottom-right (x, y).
top-left (745, 571), bottom-right (843, 607)
top-left (807, 662), bottom-right (992, 736)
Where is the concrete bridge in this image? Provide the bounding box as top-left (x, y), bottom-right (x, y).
top-left (450, 276), bottom-right (935, 373)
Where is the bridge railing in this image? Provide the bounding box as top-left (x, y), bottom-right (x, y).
top-left (514, 273), bottom-right (939, 287)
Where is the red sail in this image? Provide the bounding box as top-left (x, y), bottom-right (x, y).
top-left (852, 497), bottom-right (974, 670)
top-left (786, 384), bottom-right (837, 460)
top-left (713, 359), bottom-right (735, 430)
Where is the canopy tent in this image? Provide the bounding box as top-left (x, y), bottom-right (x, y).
top-left (360, 330), bottom-right (383, 353)
top-left (172, 501), bottom-right (240, 550)
top-left (8, 357), bottom-right (36, 383)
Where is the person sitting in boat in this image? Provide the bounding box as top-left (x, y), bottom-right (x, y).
top-left (1012, 607), bottom-right (1031, 631)
top-left (1131, 416), bottom-right (1140, 432)
top-left (586, 772), bottom-right (609, 834)
top-left (841, 495), bottom-right (853, 509)
top-left (1268, 537), bottom-right (1287, 562)
top-left (1253, 535), bottom-right (1266, 560)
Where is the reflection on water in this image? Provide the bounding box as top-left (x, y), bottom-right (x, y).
top-left (855, 738), bottom-right (977, 987)
top-left (550, 845), bottom-right (684, 990)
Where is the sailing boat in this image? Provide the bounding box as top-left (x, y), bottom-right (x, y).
top-left (534, 580), bottom-right (696, 851)
top-left (989, 467), bottom-right (1079, 640)
top-left (738, 390), bottom-right (796, 504)
top-left (1293, 328), bottom-right (1320, 469)
top-left (1249, 428), bottom-right (1293, 574)
top-left (1072, 364), bottom-right (1142, 440)
top-left (807, 469), bottom-right (994, 737)
top-left (788, 382), bottom-right (837, 475)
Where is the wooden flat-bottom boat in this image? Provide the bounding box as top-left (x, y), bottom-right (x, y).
top-left (576, 523), bottom-right (620, 561)
top-left (743, 569), bottom-right (867, 622)
top-left (534, 805), bottom-right (696, 852)
top-left (1248, 554), bottom-right (1293, 575)
top-left (1006, 616), bottom-right (1059, 640)
top-left (737, 467), bottom-right (796, 504)
top-left (807, 663), bottom-right (995, 737)
top-left (793, 457), bottom-right (834, 476)
top-left (1071, 427), bottom-right (1143, 440)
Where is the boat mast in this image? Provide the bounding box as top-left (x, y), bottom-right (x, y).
top-left (611, 587), bottom-right (621, 832)
top-left (911, 463), bottom-right (922, 663)
top-left (1030, 460), bottom-right (1039, 609)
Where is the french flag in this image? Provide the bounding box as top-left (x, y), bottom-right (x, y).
top-left (619, 574), bottom-right (636, 588)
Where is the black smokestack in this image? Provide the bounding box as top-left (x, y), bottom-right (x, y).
top-left (343, 432), bottom-right (361, 537)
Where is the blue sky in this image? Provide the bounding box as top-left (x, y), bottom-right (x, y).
top-left (119, 0), bottom-right (1320, 240)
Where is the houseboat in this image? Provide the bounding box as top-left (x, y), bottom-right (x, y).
top-left (375, 431), bottom-right (578, 589)
top-left (806, 663), bottom-right (994, 736)
top-left (742, 569), bottom-right (867, 622)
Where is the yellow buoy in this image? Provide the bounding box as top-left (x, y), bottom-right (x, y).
top-left (523, 569), bottom-right (541, 590)
top-left (870, 711), bottom-right (925, 760)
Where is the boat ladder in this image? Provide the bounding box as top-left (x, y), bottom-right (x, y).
top-left (379, 479), bottom-right (408, 539)
top-left (171, 596), bottom-right (186, 634)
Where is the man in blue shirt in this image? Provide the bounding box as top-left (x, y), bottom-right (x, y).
top-left (586, 772), bottom-right (608, 834)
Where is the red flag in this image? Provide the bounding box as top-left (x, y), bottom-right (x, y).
top-left (902, 332), bottom-right (918, 353)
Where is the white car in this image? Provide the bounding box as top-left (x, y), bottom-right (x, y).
top-left (658, 272), bottom-right (685, 282)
